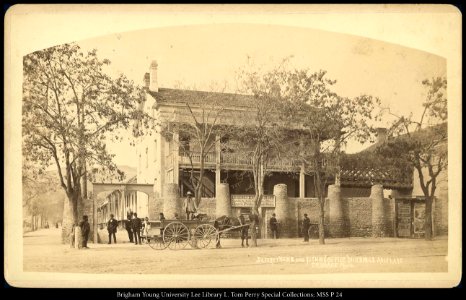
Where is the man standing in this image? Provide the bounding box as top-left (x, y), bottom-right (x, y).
top-left (125, 215), bottom-right (133, 243)
top-left (269, 213), bottom-right (279, 239)
top-left (183, 191), bottom-right (197, 220)
top-left (302, 213), bottom-right (311, 242)
top-left (131, 212), bottom-right (142, 245)
top-left (107, 214), bottom-right (118, 244)
top-left (79, 215), bottom-right (90, 248)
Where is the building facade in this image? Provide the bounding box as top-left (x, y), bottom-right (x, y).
top-left (92, 61), bottom-right (448, 240)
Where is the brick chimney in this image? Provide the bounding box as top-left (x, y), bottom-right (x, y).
top-left (376, 127), bottom-right (387, 144)
top-left (149, 60), bottom-right (158, 92)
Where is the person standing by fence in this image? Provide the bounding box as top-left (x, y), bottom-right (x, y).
top-left (302, 213), bottom-right (311, 242)
top-left (269, 213), bottom-right (279, 239)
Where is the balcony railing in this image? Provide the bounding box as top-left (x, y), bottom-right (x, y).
top-left (220, 152), bottom-right (252, 166)
top-left (177, 151), bottom-right (301, 169)
top-left (179, 151), bottom-right (216, 165)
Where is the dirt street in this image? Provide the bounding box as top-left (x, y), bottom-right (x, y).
top-left (23, 228), bottom-right (448, 274)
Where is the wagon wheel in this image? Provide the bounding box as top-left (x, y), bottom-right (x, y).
top-left (194, 224), bottom-right (219, 248)
top-left (163, 222), bottom-right (190, 250)
top-left (148, 236), bottom-right (168, 250)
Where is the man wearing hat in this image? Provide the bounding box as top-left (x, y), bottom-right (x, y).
top-left (183, 191), bottom-right (198, 220)
top-left (302, 213), bottom-right (311, 242)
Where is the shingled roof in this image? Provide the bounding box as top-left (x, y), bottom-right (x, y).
top-left (147, 88), bottom-right (256, 108)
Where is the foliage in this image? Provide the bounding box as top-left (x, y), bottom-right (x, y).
top-left (230, 58), bottom-right (293, 246)
top-left (278, 64), bottom-right (380, 244)
top-left (22, 43), bottom-right (149, 239)
top-left (378, 77), bottom-right (447, 240)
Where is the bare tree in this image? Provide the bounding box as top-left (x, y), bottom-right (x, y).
top-left (232, 59), bottom-right (290, 247)
top-left (161, 83), bottom-right (234, 207)
top-left (280, 68), bottom-right (380, 244)
top-left (378, 77), bottom-right (447, 240)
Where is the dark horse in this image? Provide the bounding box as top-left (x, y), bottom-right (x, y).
top-left (214, 214), bottom-right (254, 248)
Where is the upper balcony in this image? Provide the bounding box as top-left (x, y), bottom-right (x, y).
top-left (175, 150), bottom-right (302, 172)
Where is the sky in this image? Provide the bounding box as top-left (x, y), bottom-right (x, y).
top-left (77, 24), bottom-right (446, 168)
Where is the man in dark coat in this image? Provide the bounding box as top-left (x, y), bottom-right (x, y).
top-left (79, 215), bottom-right (90, 248)
top-left (302, 213), bottom-right (311, 242)
top-left (269, 213), bottom-right (279, 239)
top-left (125, 215), bottom-right (133, 243)
top-left (131, 212), bottom-right (142, 245)
top-left (107, 214), bottom-right (118, 244)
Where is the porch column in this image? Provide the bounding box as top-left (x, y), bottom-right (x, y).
top-left (371, 184), bottom-right (385, 237)
top-left (216, 183), bottom-right (231, 218)
top-left (215, 135), bottom-right (221, 195)
top-left (163, 183), bottom-right (181, 219)
top-left (173, 131), bottom-right (180, 185)
top-left (299, 164), bottom-right (305, 198)
top-left (120, 189), bottom-right (126, 221)
top-left (274, 184), bottom-right (293, 238)
top-left (328, 184), bottom-right (345, 237)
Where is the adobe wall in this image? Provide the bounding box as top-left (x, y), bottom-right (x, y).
top-left (141, 183), bottom-right (447, 240)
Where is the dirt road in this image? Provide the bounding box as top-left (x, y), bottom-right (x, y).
top-left (23, 228), bottom-right (447, 274)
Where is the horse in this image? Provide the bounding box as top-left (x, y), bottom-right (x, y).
top-left (214, 214), bottom-right (255, 248)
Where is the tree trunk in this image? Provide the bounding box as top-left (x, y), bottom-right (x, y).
top-left (74, 226), bottom-right (83, 249)
top-left (318, 199), bottom-right (326, 245)
top-left (424, 196), bottom-right (433, 240)
top-left (61, 195), bottom-right (79, 244)
top-left (251, 205), bottom-right (260, 248)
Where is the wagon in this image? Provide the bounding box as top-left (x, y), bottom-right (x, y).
top-left (144, 219), bottom-right (219, 250)
top-left (144, 217), bottom-right (252, 250)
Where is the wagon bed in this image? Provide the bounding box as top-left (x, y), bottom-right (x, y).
top-left (144, 219), bottom-right (218, 250)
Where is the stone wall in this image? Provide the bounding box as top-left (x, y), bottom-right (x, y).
top-left (198, 198), bottom-right (217, 219)
top-left (345, 197), bottom-right (372, 237)
top-left (141, 183), bottom-right (447, 239)
top-left (295, 198), bottom-right (330, 237)
top-left (434, 192), bottom-right (448, 236)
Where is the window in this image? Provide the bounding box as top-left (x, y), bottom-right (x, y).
top-left (145, 147), bottom-right (149, 168)
top-left (153, 140), bottom-right (157, 162)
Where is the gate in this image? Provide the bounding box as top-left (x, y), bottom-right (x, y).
top-left (395, 197), bottom-right (428, 238)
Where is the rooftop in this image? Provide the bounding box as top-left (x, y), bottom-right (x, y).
top-left (147, 88), bottom-right (255, 108)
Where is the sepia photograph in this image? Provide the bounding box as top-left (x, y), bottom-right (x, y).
top-left (4, 4), bottom-right (461, 289)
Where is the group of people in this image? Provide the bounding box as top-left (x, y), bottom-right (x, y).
top-left (116, 212), bottom-right (151, 245)
top-left (269, 213), bottom-right (312, 242)
top-left (71, 191), bottom-right (315, 251)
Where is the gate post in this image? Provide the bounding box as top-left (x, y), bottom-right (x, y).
top-left (371, 184), bottom-right (385, 237)
top-left (216, 183), bottom-right (231, 218)
top-left (163, 183), bottom-right (181, 219)
top-left (274, 184), bottom-right (293, 238)
top-left (328, 184), bottom-right (345, 237)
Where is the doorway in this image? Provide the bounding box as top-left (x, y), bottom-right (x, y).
top-left (395, 198), bottom-right (428, 238)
